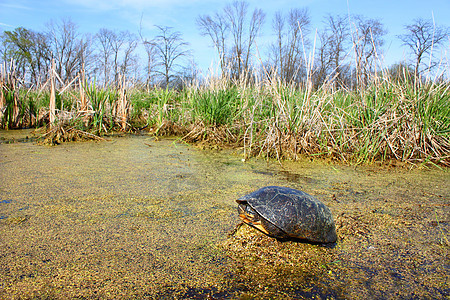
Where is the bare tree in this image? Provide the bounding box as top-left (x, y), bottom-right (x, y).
top-left (224, 1), bottom-right (247, 77)
top-left (351, 15), bottom-right (386, 87)
top-left (31, 31), bottom-right (52, 85)
top-left (95, 28), bottom-right (115, 85)
top-left (271, 11), bottom-right (284, 73)
top-left (149, 26), bottom-right (190, 88)
top-left (269, 8), bottom-right (311, 84)
top-left (314, 14), bottom-right (351, 89)
top-left (313, 31), bottom-right (331, 88)
top-left (224, 1), bottom-right (265, 78)
top-left (197, 12), bottom-right (229, 75)
top-left (243, 6), bottom-right (265, 76)
top-left (397, 18), bottom-right (449, 77)
top-left (47, 18), bottom-right (90, 85)
top-left (95, 29), bottom-right (138, 86)
top-left (141, 41), bottom-right (158, 88)
top-left (138, 18), bottom-right (158, 88)
top-left (117, 31), bottom-right (138, 82)
top-left (109, 31), bottom-right (137, 85)
top-left (196, 0), bottom-right (265, 79)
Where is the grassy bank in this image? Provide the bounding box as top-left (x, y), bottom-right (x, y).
top-left (1, 68), bottom-right (449, 166)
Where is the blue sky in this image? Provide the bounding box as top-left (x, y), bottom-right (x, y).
top-left (1, 0), bottom-right (449, 73)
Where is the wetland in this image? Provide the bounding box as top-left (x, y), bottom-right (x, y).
top-left (0, 130), bottom-right (448, 299)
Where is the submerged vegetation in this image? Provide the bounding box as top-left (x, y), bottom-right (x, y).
top-left (1, 136), bottom-right (448, 298)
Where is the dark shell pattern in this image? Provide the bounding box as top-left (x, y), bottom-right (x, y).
top-left (237, 186), bottom-right (337, 243)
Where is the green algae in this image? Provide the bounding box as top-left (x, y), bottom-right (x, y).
top-left (0, 130), bottom-right (448, 299)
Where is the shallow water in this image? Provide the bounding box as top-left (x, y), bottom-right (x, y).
top-left (0, 130), bottom-right (448, 299)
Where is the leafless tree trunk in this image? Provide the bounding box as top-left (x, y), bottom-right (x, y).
top-left (351, 15), bottom-right (386, 88)
top-left (139, 18), bottom-right (158, 89)
top-left (314, 31), bottom-right (332, 89)
top-left (196, 0), bottom-right (264, 80)
top-left (109, 32), bottom-right (134, 86)
top-left (245, 7), bottom-right (265, 75)
top-left (95, 28), bottom-right (114, 86)
top-left (49, 59), bottom-right (56, 126)
top-left (142, 41), bottom-right (157, 89)
top-left (315, 14), bottom-right (350, 89)
top-left (95, 29), bottom-right (137, 87)
top-left (197, 12), bottom-right (229, 76)
top-left (118, 32), bottom-right (138, 82)
top-left (269, 8), bottom-right (310, 84)
top-left (224, 1), bottom-right (265, 79)
top-left (224, 1), bottom-right (247, 77)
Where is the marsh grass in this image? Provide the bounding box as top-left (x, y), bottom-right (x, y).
top-left (0, 60), bottom-right (449, 166)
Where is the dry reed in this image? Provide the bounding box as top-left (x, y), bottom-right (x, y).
top-left (0, 59), bottom-right (448, 166)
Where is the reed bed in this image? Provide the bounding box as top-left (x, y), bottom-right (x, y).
top-left (1, 62), bottom-right (449, 166)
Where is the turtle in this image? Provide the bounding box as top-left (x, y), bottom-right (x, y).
top-left (236, 186), bottom-right (337, 243)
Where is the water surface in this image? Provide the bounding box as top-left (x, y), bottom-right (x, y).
top-left (0, 130), bottom-right (448, 299)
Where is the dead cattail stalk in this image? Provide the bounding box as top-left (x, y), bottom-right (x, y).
top-left (49, 60), bottom-right (56, 127)
top-left (117, 74), bottom-right (129, 131)
top-left (0, 60), bottom-right (21, 129)
top-left (0, 64), bottom-right (5, 121)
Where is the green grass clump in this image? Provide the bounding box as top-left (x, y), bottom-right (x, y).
top-left (190, 88), bottom-right (240, 126)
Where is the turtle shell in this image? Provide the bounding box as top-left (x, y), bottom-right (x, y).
top-left (236, 186), bottom-right (337, 243)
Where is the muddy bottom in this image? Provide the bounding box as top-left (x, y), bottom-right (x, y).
top-left (0, 130), bottom-right (448, 299)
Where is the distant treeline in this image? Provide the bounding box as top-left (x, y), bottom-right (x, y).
top-left (1, 1), bottom-right (449, 89)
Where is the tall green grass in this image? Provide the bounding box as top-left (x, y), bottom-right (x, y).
top-left (190, 88), bottom-right (240, 126)
top-left (1, 64), bottom-right (448, 166)
top-left (83, 81), bottom-right (113, 133)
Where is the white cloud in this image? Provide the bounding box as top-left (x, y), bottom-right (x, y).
top-left (0, 22), bottom-right (15, 28)
top-left (0, 2), bottom-right (34, 11)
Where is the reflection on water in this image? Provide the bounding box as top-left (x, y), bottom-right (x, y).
top-left (0, 130), bottom-right (448, 299)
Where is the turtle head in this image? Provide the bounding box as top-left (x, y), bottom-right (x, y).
top-left (237, 202), bottom-right (289, 239)
top-left (237, 203), bottom-right (269, 234)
